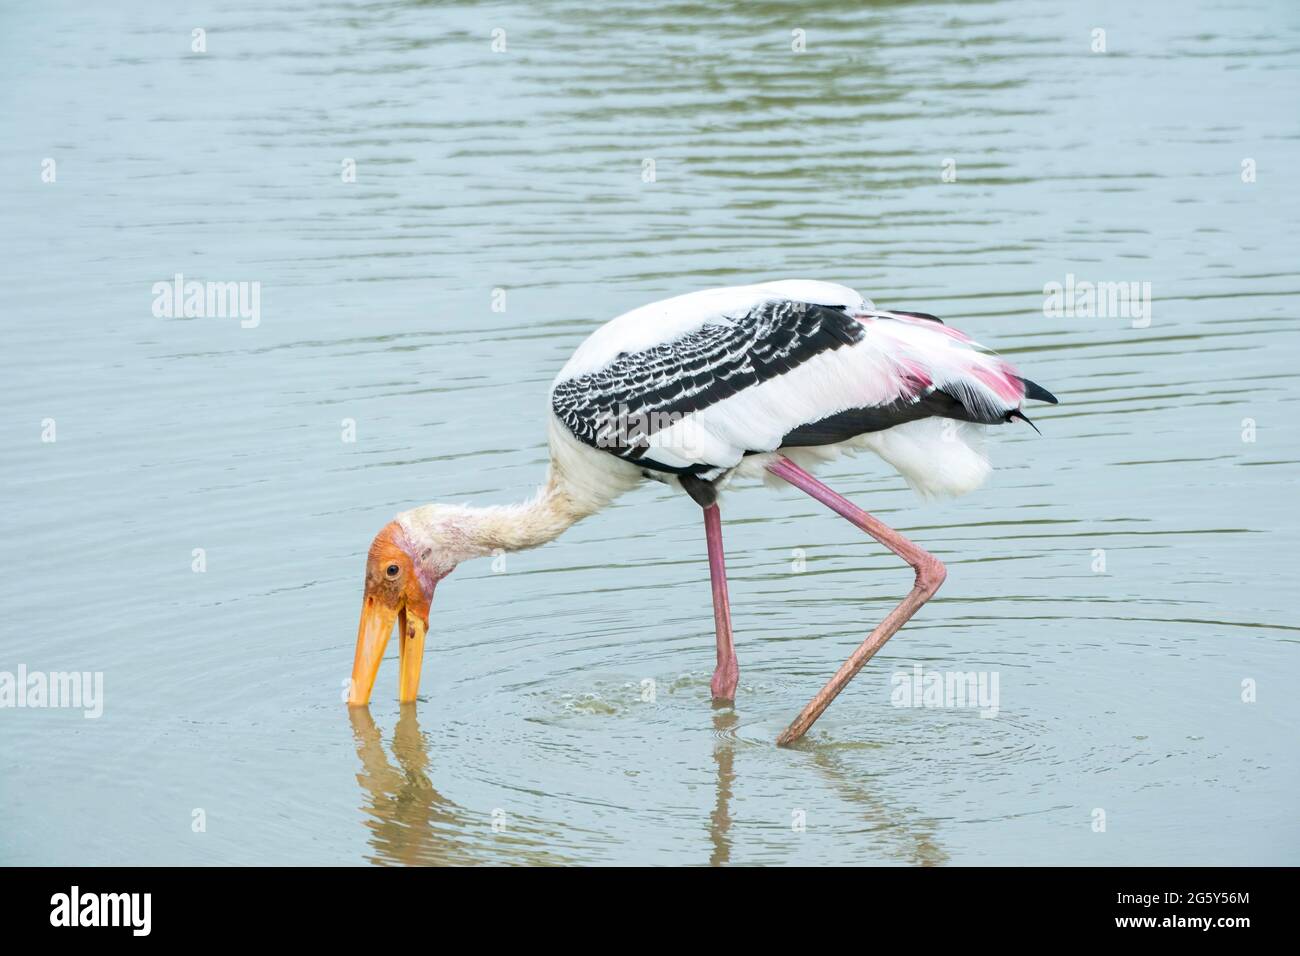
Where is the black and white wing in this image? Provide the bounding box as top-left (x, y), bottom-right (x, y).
top-left (550, 280), bottom-right (1052, 481)
top-left (552, 298), bottom-right (870, 474)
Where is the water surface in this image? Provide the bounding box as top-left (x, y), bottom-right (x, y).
top-left (2, 0), bottom-right (1298, 865)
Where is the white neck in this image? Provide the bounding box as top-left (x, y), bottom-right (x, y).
top-left (398, 471), bottom-right (597, 571)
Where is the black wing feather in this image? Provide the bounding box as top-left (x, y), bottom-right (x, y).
top-left (552, 301), bottom-right (865, 465)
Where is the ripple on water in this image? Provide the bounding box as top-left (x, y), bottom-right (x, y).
top-left (3, 0), bottom-right (1296, 866)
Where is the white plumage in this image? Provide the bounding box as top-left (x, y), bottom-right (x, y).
top-left (549, 280), bottom-right (1047, 502)
top-left (556, 280), bottom-right (868, 379)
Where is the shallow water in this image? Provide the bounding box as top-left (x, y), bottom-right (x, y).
top-left (2, 0), bottom-right (1297, 865)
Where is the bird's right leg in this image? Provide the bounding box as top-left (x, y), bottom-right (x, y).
top-left (703, 503), bottom-right (739, 702)
top-left (765, 456), bottom-right (946, 746)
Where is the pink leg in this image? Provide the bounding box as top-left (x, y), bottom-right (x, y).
top-left (704, 504), bottom-right (739, 702)
top-left (766, 456), bottom-right (946, 746)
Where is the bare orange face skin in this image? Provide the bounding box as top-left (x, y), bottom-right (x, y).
top-left (348, 522), bottom-right (434, 706)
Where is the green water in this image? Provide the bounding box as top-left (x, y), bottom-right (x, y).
top-left (1, 0), bottom-right (1297, 865)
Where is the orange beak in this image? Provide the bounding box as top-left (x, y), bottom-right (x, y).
top-left (348, 591), bottom-right (431, 706)
top-left (396, 606), bottom-right (429, 703)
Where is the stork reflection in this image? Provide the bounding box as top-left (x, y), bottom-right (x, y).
top-left (349, 705), bottom-right (475, 866)
top-left (349, 705), bottom-right (572, 866)
top-left (705, 709), bottom-right (948, 866)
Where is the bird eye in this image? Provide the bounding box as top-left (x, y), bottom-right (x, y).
top-left (385, 564), bottom-right (400, 579)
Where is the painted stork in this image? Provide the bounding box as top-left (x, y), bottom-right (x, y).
top-left (349, 280), bottom-right (1057, 745)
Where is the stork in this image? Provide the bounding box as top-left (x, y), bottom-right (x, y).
top-left (348, 280), bottom-right (1057, 745)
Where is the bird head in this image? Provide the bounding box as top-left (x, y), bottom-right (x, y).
top-left (347, 498), bottom-right (557, 705)
top-left (347, 520), bottom-right (441, 706)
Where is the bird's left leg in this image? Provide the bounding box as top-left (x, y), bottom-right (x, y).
top-left (765, 455), bottom-right (946, 745)
top-left (703, 504), bottom-right (739, 702)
